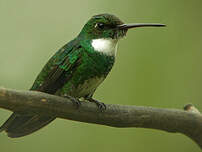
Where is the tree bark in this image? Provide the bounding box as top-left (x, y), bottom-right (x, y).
top-left (0, 87), bottom-right (201, 148)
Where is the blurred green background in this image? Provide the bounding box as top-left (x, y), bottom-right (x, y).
top-left (0, 0), bottom-right (202, 151)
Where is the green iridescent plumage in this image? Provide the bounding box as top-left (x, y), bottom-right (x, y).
top-left (0, 14), bottom-right (122, 137)
top-left (31, 37), bottom-right (115, 97)
top-left (0, 13), bottom-right (165, 138)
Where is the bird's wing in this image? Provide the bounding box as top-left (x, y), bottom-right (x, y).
top-left (30, 38), bottom-right (82, 94)
top-left (0, 39), bottom-right (84, 138)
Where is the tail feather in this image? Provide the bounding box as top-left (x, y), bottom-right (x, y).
top-left (0, 112), bottom-right (55, 138)
top-left (0, 113), bottom-right (17, 132)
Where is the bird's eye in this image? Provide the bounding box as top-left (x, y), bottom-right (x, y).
top-left (95, 23), bottom-right (105, 29)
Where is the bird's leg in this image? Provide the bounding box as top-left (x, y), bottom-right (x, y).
top-left (62, 94), bottom-right (81, 109)
top-left (85, 97), bottom-right (106, 111)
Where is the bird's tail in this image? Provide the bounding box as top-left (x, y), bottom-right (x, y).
top-left (0, 112), bottom-right (55, 138)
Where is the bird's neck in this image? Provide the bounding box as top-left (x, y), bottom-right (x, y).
top-left (91, 38), bottom-right (118, 56)
top-left (78, 37), bottom-right (116, 77)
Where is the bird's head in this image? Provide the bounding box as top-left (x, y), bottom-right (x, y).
top-left (79, 13), bottom-right (165, 40)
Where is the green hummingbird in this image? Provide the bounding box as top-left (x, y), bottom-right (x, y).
top-left (0, 14), bottom-right (165, 138)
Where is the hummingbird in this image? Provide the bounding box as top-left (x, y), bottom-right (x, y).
top-left (0, 14), bottom-right (165, 138)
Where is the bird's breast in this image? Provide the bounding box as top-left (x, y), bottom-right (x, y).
top-left (74, 76), bottom-right (105, 97)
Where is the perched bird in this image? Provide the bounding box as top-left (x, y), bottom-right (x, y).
top-left (0, 14), bottom-right (165, 138)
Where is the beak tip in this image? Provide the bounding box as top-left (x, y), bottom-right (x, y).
top-left (160, 24), bottom-right (166, 27)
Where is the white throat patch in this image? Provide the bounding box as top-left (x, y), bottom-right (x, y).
top-left (91, 38), bottom-right (118, 56)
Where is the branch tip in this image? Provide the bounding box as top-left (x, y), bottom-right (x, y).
top-left (184, 104), bottom-right (201, 114)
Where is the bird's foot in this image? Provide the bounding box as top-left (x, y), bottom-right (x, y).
top-left (71, 98), bottom-right (81, 109)
top-left (85, 97), bottom-right (106, 112)
top-left (63, 95), bottom-right (81, 109)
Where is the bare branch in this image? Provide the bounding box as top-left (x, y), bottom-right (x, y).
top-left (0, 87), bottom-right (202, 148)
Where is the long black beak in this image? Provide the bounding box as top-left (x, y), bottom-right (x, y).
top-left (117, 23), bottom-right (166, 29)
